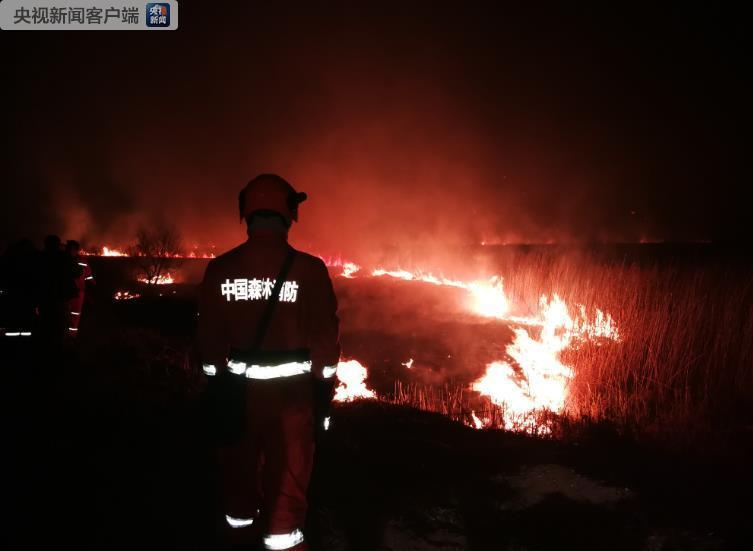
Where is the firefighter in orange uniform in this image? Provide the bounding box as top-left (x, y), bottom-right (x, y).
top-left (198, 174), bottom-right (340, 550)
top-left (65, 240), bottom-right (94, 336)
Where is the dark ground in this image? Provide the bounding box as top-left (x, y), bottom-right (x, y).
top-left (2, 339), bottom-right (752, 551)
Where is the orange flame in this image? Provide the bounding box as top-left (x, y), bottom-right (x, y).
top-left (371, 267), bottom-right (509, 318)
top-left (102, 246), bottom-right (127, 257)
top-left (371, 268), bottom-right (466, 289)
top-left (470, 410), bottom-right (484, 429)
top-left (137, 273), bottom-right (175, 285)
top-left (114, 290), bottom-right (140, 301)
top-left (186, 250), bottom-right (216, 258)
top-left (83, 245), bottom-right (215, 258)
top-left (341, 262), bottom-right (361, 278)
top-left (333, 359), bottom-right (376, 402)
top-left (467, 276), bottom-right (508, 318)
top-left (472, 294), bottom-right (619, 430)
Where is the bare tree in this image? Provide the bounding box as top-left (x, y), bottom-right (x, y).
top-left (130, 225), bottom-right (183, 284)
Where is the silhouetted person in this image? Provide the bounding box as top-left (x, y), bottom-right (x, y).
top-left (38, 235), bottom-right (78, 349)
top-left (65, 240), bottom-right (94, 337)
top-left (0, 238), bottom-right (39, 340)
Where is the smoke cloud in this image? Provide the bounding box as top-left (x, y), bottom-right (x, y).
top-left (3, 4), bottom-right (749, 254)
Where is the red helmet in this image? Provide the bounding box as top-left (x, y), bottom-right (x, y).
top-left (238, 174), bottom-right (307, 223)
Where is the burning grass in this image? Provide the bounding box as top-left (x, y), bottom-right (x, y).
top-left (335, 247), bottom-right (753, 448)
top-left (83, 244), bottom-right (753, 450)
top-left (553, 257), bottom-right (753, 443)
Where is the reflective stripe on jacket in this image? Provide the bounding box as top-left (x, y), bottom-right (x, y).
top-left (198, 232), bottom-right (340, 376)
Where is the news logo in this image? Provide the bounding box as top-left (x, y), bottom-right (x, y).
top-left (146, 3), bottom-right (169, 27)
top-left (0, 0), bottom-right (179, 30)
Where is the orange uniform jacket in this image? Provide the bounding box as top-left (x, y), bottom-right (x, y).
top-left (198, 233), bottom-right (340, 375)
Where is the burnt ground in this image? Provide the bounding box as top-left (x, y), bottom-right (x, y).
top-left (2, 343), bottom-right (752, 551)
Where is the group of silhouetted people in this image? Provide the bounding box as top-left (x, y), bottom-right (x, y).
top-left (1, 235), bottom-right (93, 349)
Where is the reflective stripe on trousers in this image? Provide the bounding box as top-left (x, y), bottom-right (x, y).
top-left (225, 514), bottom-right (255, 528)
top-left (202, 363), bottom-right (217, 376)
top-left (264, 528), bottom-right (304, 550)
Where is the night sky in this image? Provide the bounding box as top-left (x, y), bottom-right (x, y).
top-left (2, 3), bottom-right (750, 258)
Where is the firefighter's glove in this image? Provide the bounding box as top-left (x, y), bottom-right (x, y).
top-left (313, 377), bottom-right (336, 436)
